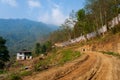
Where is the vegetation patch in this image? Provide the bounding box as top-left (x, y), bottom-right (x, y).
top-left (8, 73), bottom-right (22, 80)
top-left (59, 49), bottom-right (81, 64)
top-left (34, 49), bottom-right (81, 71)
top-left (0, 70), bottom-right (7, 74)
top-left (19, 70), bottom-right (32, 77)
top-left (100, 51), bottom-right (120, 58)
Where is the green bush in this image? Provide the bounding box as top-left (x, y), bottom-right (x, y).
top-left (101, 51), bottom-right (120, 58)
top-left (34, 49), bottom-right (81, 71)
top-left (59, 49), bottom-right (81, 64)
top-left (20, 71), bottom-right (32, 76)
top-left (34, 60), bottom-right (49, 72)
top-left (12, 62), bottom-right (24, 68)
top-left (0, 61), bottom-right (5, 69)
top-left (111, 25), bottom-right (120, 34)
top-left (9, 73), bottom-right (22, 80)
top-left (0, 70), bottom-right (7, 74)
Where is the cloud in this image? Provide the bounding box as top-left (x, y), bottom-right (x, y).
top-left (51, 8), bottom-right (67, 25)
top-left (0, 0), bottom-right (17, 7)
top-left (38, 3), bottom-right (67, 26)
top-left (28, 0), bottom-right (41, 9)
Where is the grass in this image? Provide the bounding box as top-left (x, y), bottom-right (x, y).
top-left (0, 70), bottom-right (7, 74)
top-left (12, 61), bottom-right (24, 68)
top-left (7, 70), bottom-right (32, 80)
top-left (100, 51), bottom-right (120, 58)
top-left (4, 48), bottom-right (82, 79)
top-left (8, 73), bottom-right (22, 80)
top-left (34, 49), bottom-right (81, 71)
top-left (19, 70), bottom-right (32, 76)
top-left (59, 49), bottom-right (81, 64)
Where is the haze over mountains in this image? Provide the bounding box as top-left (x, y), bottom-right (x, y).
top-left (0, 19), bottom-right (58, 55)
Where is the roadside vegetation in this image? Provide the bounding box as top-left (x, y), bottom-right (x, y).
top-left (34, 49), bottom-right (81, 71)
top-left (5, 69), bottom-right (32, 80)
top-left (1, 0), bottom-right (120, 80)
top-left (101, 51), bottom-right (120, 58)
top-left (49, 0), bottom-right (120, 44)
top-left (0, 37), bottom-right (10, 69)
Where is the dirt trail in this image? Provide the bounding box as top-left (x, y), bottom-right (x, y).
top-left (23, 51), bottom-right (120, 80)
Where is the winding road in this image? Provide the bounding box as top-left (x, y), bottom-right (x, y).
top-left (23, 51), bottom-right (120, 80)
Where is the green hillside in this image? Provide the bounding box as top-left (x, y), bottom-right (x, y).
top-left (0, 19), bottom-right (58, 55)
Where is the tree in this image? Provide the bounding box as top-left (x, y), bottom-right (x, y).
top-left (74, 9), bottom-right (92, 37)
top-left (35, 43), bottom-right (41, 55)
top-left (77, 9), bottom-right (86, 21)
top-left (41, 45), bottom-right (46, 53)
top-left (50, 0), bottom-right (120, 43)
top-left (44, 41), bottom-right (52, 52)
top-left (0, 37), bottom-right (10, 69)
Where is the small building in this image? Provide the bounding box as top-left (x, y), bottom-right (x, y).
top-left (16, 50), bottom-right (32, 60)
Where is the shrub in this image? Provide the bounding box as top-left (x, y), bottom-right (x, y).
top-left (59, 49), bottom-right (81, 64)
top-left (9, 73), bottom-right (22, 80)
top-left (34, 49), bottom-right (81, 71)
top-left (111, 25), bottom-right (120, 34)
top-left (34, 60), bottom-right (49, 72)
top-left (20, 71), bottom-right (32, 76)
top-left (101, 51), bottom-right (120, 58)
top-left (0, 61), bottom-right (5, 69)
top-left (0, 70), bottom-right (7, 74)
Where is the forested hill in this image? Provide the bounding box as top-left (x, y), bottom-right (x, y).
top-left (0, 19), bottom-right (58, 55)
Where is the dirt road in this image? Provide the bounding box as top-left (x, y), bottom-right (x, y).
top-left (23, 51), bottom-right (120, 80)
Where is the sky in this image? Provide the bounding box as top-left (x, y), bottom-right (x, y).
top-left (0, 0), bottom-right (85, 26)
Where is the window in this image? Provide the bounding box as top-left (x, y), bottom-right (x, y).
top-left (19, 56), bottom-right (22, 60)
top-left (19, 53), bottom-right (22, 55)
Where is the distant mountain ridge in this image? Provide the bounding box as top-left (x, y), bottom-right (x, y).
top-left (0, 19), bottom-right (58, 55)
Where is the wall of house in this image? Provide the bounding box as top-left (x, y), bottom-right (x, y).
top-left (16, 53), bottom-right (25, 60)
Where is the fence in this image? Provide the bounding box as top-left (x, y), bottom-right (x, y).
top-left (55, 14), bottom-right (120, 47)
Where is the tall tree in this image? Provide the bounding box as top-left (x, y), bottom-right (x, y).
top-left (35, 43), bottom-right (41, 55)
top-left (44, 41), bottom-right (52, 52)
top-left (0, 37), bottom-right (10, 69)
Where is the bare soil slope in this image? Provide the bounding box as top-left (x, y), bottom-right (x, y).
top-left (23, 50), bottom-right (120, 80)
top-left (23, 31), bottom-right (120, 80)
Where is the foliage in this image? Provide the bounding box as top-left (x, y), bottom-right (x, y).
top-left (0, 19), bottom-right (58, 55)
top-left (34, 41), bottom-right (52, 56)
top-left (12, 61), bottom-right (24, 68)
top-left (77, 9), bottom-right (86, 21)
top-left (0, 70), bottom-right (7, 74)
top-left (44, 41), bottom-right (52, 52)
top-left (35, 43), bottom-right (41, 55)
top-left (7, 71), bottom-right (31, 80)
top-left (20, 71), bottom-right (32, 76)
top-left (0, 61), bottom-right (5, 69)
top-left (101, 51), bottom-right (120, 58)
top-left (34, 49), bottom-right (81, 71)
top-left (111, 24), bottom-right (120, 34)
top-left (49, 10), bottom-right (77, 43)
top-left (49, 29), bottom-right (69, 43)
top-left (8, 73), bottom-right (22, 80)
top-left (49, 0), bottom-right (120, 43)
top-left (59, 49), bottom-right (81, 64)
top-left (0, 36), bottom-right (10, 69)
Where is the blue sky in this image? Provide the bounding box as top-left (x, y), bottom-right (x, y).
top-left (0, 0), bottom-right (85, 25)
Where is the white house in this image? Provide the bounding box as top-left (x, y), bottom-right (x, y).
top-left (16, 50), bottom-right (32, 60)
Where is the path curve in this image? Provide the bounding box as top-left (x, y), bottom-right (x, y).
top-left (23, 51), bottom-right (120, 80)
